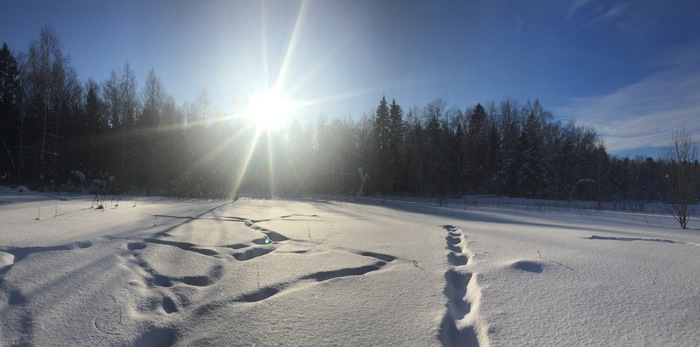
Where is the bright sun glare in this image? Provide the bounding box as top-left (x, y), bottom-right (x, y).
top-left (245, 90), bottom-right (291, 131)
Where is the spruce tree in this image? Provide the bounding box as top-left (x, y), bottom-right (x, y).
top-left (387, 99), bottom-right (404, 192)
top-left (518, 112), bottom-right (545, 198)
top-left (464, 104), bottom-right (488, 193)
top-left (0, 43), bottom-right (22, 182)
top-left (373, 96), bottom-right (390, 192)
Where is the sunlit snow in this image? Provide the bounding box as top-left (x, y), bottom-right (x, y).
top-left (0, 190), bottom-right (698, 346)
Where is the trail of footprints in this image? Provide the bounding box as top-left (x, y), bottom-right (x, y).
top-left (440, 225), bottom-right (486, 347)
top-left (121, 213), bottom-right (398, 319)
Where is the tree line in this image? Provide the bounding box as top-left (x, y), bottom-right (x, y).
top-left (0, 28), bottom-right (697, 210)
top-left (292, 96), bottom-right (672, 205)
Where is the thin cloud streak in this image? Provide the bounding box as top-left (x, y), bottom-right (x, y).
top-left (567, 0), bottom-right (594, 19)
top-left (601, 2), bottom-right (628, 22)
top-left (569, 1), bottom-right (629, 34)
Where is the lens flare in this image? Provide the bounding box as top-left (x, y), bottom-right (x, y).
top-left (245, 89), bottom-right (291, 132)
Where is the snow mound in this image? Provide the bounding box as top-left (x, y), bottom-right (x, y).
top-left (14, 185), bottom-right (30, 193)
top-left (0, 251), bottom-right (14, 269)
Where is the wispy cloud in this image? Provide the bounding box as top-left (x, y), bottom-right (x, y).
top-left (567, 0), bottom-right (594, 19)
top-left (567, 0), bottom-right (629, 33)
top-left (557, 45), bottom-right (700, 155)
top-left (599, 2), bottom-right (627, 22)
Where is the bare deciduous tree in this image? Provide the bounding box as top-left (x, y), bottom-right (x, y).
top-left (140, 68), bottom-right (166, 129)
top-left (23, 27), bottom-right (77, 180)
top-left (662, 126), bottom-right (699, 229)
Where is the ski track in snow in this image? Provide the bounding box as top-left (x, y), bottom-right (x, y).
top-left (440, 225), bottom-right (488, 347)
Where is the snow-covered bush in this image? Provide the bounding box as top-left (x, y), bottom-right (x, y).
top-left (15, 185), bottom-right (30, 193)
top-left (69, 170), bottom-right (86, 184)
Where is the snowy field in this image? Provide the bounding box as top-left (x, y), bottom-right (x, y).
top-left (1, 190), bottom-right (699, 346)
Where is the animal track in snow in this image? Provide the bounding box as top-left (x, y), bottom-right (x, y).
top-left (143, 238), bottom-right (218, 256)
top-left (114, 210), bottom-right (404, 343)
top-left (227, 215), bottom-right (398, 266)
top-left (131, 325), bottom-right (177, 346)
top-left (439, 225), bottom-right (487, 347)
top-left (161, 296), bottom-right (178, 313)
top-left (301, 261), bottom-right (387, 282)
top-left (358, 251), bottom-right (396, 263)
top-left (132, 253), bottom-right (223, 289)
top-left (7, 289), bottom-right (28, 305)
top-left (180, 264), bottom-right (224, 287)
top-left (193, 257), bottom-right (396, 312)
top-left (127, 242), bottom-right (147, 251)
top-left (279, 214), bottom-right (319, 219)
top-left (235, 286), bottom-right (283, 303)
top-left (124, 238), bottom-right (225, 318)
top-left (243, 220), bottom-right (289, 242)
top-left (232, 261), bottom-right (390, 304)
top-left (231, 246), bottom-right (275, 261)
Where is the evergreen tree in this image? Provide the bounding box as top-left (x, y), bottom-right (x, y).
top-left (518, 112), bottom-right (544, 198)
top-left (403, 107), bottom-right (424, 194)
top-left (593, 144), bottom-right (610, 209)
top-left (454, 119), bottom-right (466, 193)
top-left (387, 99), bottom-right (404, 192)
top-left (485, 121), bottom-right (501, 192)
top-left (463, 103), bottom-right (488, 193)
top-left (498, 97), bottom-right (522, 196)
top-left (423, 98), bottom-right (450, 194)
top-left (84, 80), bottom-right (104, 135)
top-left (373, 96), bottom-right (390, 192)
top-left (0, 43), bottom-right (23, 182)
top-left (81, 79), bottom-right (105, 177)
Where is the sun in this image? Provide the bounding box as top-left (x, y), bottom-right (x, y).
top-left (245, 89), bottom-right (291, 131)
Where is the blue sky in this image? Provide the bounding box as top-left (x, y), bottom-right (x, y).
top-left (2, 0), bottom-right (699, 158)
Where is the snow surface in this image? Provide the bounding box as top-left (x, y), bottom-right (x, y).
top-left (0, 191), bottom-right (699, 346)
